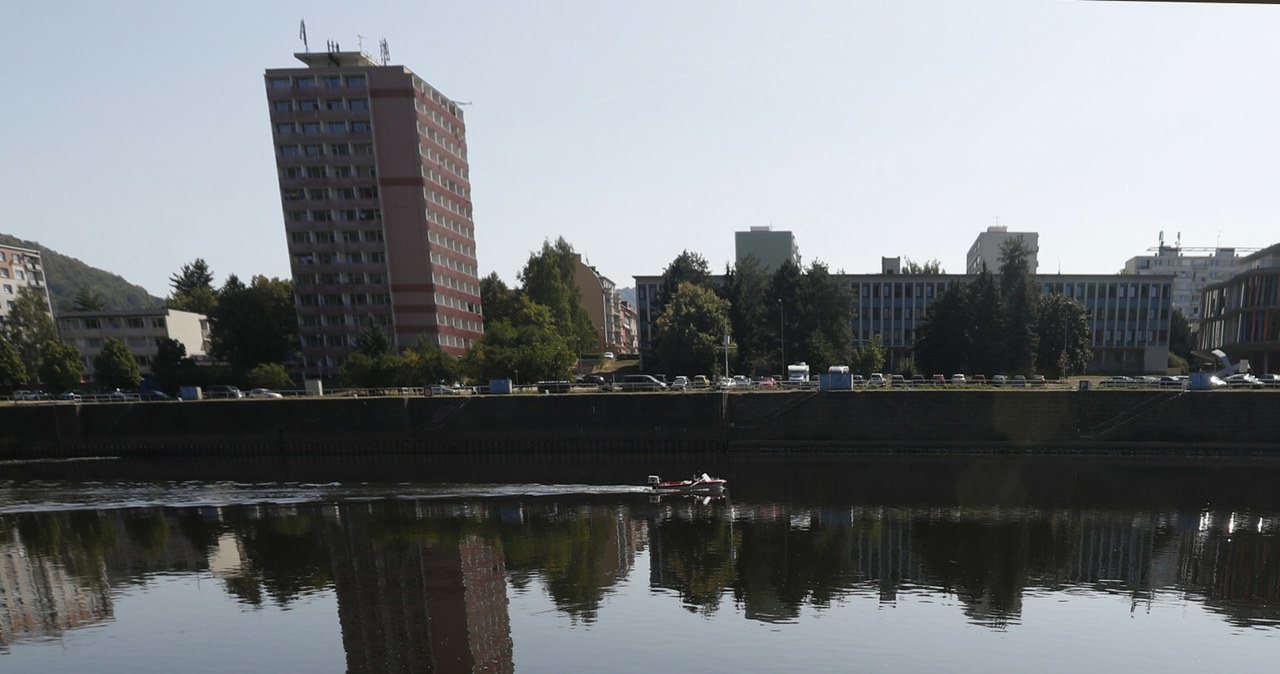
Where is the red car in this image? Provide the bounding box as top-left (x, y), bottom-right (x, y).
top-left (931, 374), bottom-right (947, 386)
top-left (971, 374), bottom-right (987, 385)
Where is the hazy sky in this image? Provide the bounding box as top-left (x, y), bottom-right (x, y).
top-left (5, 1), bottom-right (1280, 298)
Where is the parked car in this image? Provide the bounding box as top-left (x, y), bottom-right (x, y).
top-left (1226, 373), bottom-right (1260, 388)
top-left (951, 374), bottom-right (967, 385)
top-left (671, 376), bottom-right (690, 390)
top-left (991, 375), bottom-right (1008, 387)
top-left (753, 377), bottom-right (779, 388)
top-left (732, 375), bottom-right (752, 388)
top-left (57, 391), bottom-right (84, 402)
top-left (868, 373), bottom-right (886, 387)
top-left (971, 374), bottom-right (987, 385)
top-left (428, 385), bottom-right (459, 395)
top-left (137, 390), bottom-right (173, 401)
top-left (13, 390), bottom-right (49, 401)
top-left (620, 374), bottom-right (666, 391)
top-left (535, 381), bottom-right (573, 393)
top-left (1011, 375), bottom-right (1027, 387)
top-left (1030, 375), bottom-right (1046, 386)
top-left (717, 376), bottom-right (736, 389)
top-left (601, 351), bottom-right (615, 359)
top-left (691, 375), bottom-right (711, 389)
top-left (206, 385), bottom-right (243, 399)
top-left (931, 374), bottom-right (947, 386)
top-left (1255, 374), bottom-right (1280, 387)
top-left (890, 374), bottom-right (905, 386)
top-left (910, 374), bottom-right (926, 387)
top-left (1099, 376), bottom-right (1133, 388)
top-left (1158, 376), bottom-right (1185, 389)
top-left (248, 388), bottom-right (285, 398)
top-left (582, 374), bottom-right (606, 387)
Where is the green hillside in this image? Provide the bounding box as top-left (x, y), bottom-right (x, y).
top-left (0, 233), bottom-right (163, 313)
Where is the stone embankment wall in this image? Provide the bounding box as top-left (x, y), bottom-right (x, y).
top-left (0, 390), bottom-right (1277, 460)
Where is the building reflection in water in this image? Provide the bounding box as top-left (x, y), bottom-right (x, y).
top-left (0, 495), bottom-right (1276, 664)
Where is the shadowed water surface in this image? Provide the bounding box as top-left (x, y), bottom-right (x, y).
top-left (0, 454), bottom-right (1277, 672)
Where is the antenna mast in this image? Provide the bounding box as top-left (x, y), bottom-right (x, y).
top-left (380, 38), bottom-right (390, 65)
top-left (299, 19), bottom-right (309, 52)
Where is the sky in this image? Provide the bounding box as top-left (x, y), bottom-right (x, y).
top-left (5, 1), bottom-right (1280, 299)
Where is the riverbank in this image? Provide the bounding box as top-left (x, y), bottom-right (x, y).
top-left (1, 389), bottom-right (1277, 463)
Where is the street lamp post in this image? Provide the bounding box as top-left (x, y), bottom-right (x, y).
top-left (778, 299), bottom-right (785, 373)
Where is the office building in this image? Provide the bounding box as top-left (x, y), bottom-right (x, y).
top-left (966, 226), bottom-right (1038, 275)
top-left (266, 48), bottom-right (483, 380)
top-left (0, 245), bottom-right (52, 324)
top-left (1123, 236), bottom-right (1250, 325)
top-left (1198, 242), bottom-right (1280, 374)
top-left (735, 226), bottom-right (800, 273)
top-left (56, 309), bottom-right (210, 381)
top-left (847, 273), bottom-right (1174, 374)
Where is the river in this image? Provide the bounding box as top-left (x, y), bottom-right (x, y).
top-left (0, 453), bottom-right (1276, 672)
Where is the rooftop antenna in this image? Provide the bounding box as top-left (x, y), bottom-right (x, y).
top-left (299, 19), bottom-right (309, 52)
top-left (357, 34), bottom-right (367, 52)
top-left (379, 38), bottom-right (390, 65)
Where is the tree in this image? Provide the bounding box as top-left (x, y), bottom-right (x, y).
top-left (210, 275), bottom-right (297, 369)
top-left (93, 338), bottom-right (141, 389)
top-left (913, 282), bottom-right (971, 375)
top-left (353, 318), bottom-right (392, 356)
top-left (903, 258), bottom-right (945, 274)
top-left (246, 363), bottom-right (294, 390)
top-left (965, 271), bottom-right (1006, 375)
top-left (37, 340), bottom-right (85, 391)
top-left (998, 238), bottom-right (1039, 373)
top-left (402, 334), bottom-right (459, 385)
top-left (796, 261), bottom-right (853, 370)
top-left (151, 338), bottom-right (192, 391)
top-left (654, 282), bottom-right (732, 377)
top-left (167, 258), bottom-right (218, 315)
top-left (339, 352), bottom-right (402, 388)
top-left (479, 272), bottom-right (522, 329)
top-left (721, 255), bottom-right (772, 374)
top-left (518, 237), bottom-right (596, 347)
top-left (461, 297), bottom-right (574, 383)
top-left (849, 334), bottom-right (887, 376)
top-left (659, 251), bottom-right (714, 306)
top-left (1, 286), bottom-right (58, 382)
top-left (73, 286), bottom-right (107, 311)
top-left (0, 335), bottom-right (27, 390)
top-left (1168, 309), bottom-right (1195, 364)
top-left (1034, 293), bottom-right (1092, 379)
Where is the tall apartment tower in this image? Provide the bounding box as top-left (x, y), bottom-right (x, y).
top-left (265, 50), bottom-right (483, 379)
top-left (966, 226), bottom-right (1038, 275)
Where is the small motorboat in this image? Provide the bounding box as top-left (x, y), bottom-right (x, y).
top-left (647, 473), bottom-right (727, 494)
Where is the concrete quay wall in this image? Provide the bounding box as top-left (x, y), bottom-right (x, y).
top-left (0, 390), bottom-right (1277, 460)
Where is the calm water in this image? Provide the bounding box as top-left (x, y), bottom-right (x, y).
top-left (0, 454), bottom-right (1277, 673)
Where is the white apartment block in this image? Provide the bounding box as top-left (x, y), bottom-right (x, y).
top-left (966, 226), bottom-right (1038, 275)
top-left (56, 309), bottom-right (210, 381)
top-left (1123, 239), bottom-right (1250, 324)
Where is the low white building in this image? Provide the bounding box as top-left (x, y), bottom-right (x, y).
top-left (56, 309), bottom-right (211, 381)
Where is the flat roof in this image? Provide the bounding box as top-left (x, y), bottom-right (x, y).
top-left (292, 51), bottom-right (381, 69)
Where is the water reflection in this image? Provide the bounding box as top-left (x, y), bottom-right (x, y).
top-left (0, 489), bottom-right (1278, 667)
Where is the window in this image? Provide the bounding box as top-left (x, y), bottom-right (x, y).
top-left (362, 230), bottom-right (384, 242)
top-left (327, 121), bottom-right (348, 133)
top-left (351, 120), bottom-right (371, 132)
top-left (269, 77), bottom-right (291, 89)
top-left (280, 145), bottom-right (301, 157)
top-left (276, 122), bottom-right (297, 135)
top-left (283, 188), bottom-right (304, 201)
top-left (295, 77), bottom-right (316, 89)
top-left (358, 186), bottom-right (378, 199)
top-left (290, 232), bottom-right (310, 244)
top-left (298, 99), bottom-right (319, 111)
top-left (331, 165), bottom-right (352, 177)
top-left (304, 144), bottom-right (323, 156)
top-left (282, 167), bottom-right (304, 179)
top-left (325, 98), bottom-right (345, 110)
top-left (345, 75), bottom-right (366, 87)
top-left (308, 188), bottom-right (329, 200)
top-left (314, 231), bottom-right (335, 243)
top-left (302, 122), bottom-right (322, 134)
top-left (329, 143), bottom-right (350, 156)
top-left (311, 210), bottom-right (333, 222)
top-left (342, 231), bottom-right (360, 243)
top-left (349, 98), bottom-right (369, 110)
top-left (273, 100), bottom-right (293, 112)
top-left (322, 75), bottom-right (342, 88)
top-left (344, 252), bottom-right (363, 263)
top-left (306, 166), bottom-right (327, 179)
top-left (335, 188), bottom-right (355, 200)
